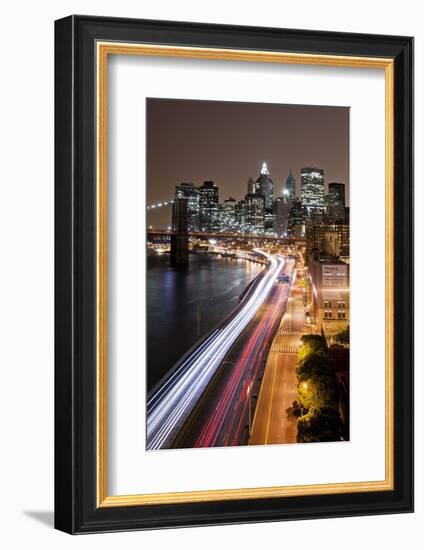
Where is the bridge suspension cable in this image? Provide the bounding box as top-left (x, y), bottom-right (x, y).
top-left (146, 199), bottom-right (174, 211)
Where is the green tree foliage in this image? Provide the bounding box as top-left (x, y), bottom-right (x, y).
top-left (295, 334), bottom-right (343, 442)
top-left (297, 350), bottom-right (330, 381)
top-left (297, 407), bottom-right (344, 443)
top-left (334, 325), bottom-right (350, 345)
top-left (298, 374), bottom-right (339, 412)
top-left (298, 334), bottom-right (327, 362)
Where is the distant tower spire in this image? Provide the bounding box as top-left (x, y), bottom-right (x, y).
top-left (261, 162), bottom-right (269, 175)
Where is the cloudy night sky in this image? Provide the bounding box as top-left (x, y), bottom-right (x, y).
top-left (146, 98), bottom-right (349, 229)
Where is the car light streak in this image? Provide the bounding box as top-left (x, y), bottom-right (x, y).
top-left (146, 250), bottom-right (285, 450)
top-left (194, 270), bottom-right (290, 448)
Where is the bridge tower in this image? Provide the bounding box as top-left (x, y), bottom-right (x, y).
top-left (170, 196), bottom-right (189, 268)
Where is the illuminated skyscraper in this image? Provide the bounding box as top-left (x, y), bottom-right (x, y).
top-left (327, 182), bottom-right (346, 223)
top-left (236, 199), bottom-right (246, 232)
top-left (247, 177), bottom-right (256, 195)
top-left (221, 197), bottom-right (237, 232)
top-left (301, 167), bottom-right (325, 212)
top-left (288, 197), bottom-right (308, 237)
top-left (245, 193), bottom-right (265, 234)
top-left (198, 181), bottom-right (220, 232)
top-left (285, 168), bottom-right (296, 202)
top-left (255, 162), bottom-right (274, 209)
top-left (174, 182), bottom-right (200, 231)
top-left (274, 196), bottom-right (291, 236)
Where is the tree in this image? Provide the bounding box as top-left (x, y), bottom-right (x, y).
top-left (295, 334), bottom-right (344, 442)
top-left (286, 400), bottom-right (302, 419)
top-left (334, 325), bottom-right (350, 345)
top-left (298, 334), bottom-right (327, 362)
top-left (297, 407), bottom-right (344, 443)
top-left (297, 350), bottom-right (331, 381)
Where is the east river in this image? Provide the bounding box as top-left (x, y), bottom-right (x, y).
top-left (146, 253), bottom-right (264, 392)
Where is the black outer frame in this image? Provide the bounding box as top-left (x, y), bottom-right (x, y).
top-left (54, 15), bottom-right (414, 534)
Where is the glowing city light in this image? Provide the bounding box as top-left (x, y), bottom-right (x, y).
top-left (261, 162), bottom-right (269, 175)
top-left (146, 199), bottom-right (175, 211)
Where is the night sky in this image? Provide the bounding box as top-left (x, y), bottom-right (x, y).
top-left (147, 98), bottom-right (349, 229)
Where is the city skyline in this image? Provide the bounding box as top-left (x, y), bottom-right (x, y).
top-left (147, 98), bottom-right (350, 228)
top-left (149, 163), bottom-right (348, 238)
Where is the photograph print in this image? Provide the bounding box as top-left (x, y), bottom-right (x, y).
top-left (146, 98), bottom-right (350, 451)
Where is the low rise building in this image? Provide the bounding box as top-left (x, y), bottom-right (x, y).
top-left (307, 223), bottom-right (350, 261)
top-left (309, 252), bottom-right (349, 336)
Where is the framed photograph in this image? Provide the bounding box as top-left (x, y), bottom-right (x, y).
top-left (54, 15), bottom-right (414, 533)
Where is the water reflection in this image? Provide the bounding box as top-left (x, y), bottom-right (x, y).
top-left (146, 254), bottom-right (263, 391)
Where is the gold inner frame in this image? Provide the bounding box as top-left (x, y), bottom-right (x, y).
top-left (96, 42), bottom-right (395, 508)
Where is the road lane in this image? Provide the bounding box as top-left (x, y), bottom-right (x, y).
top-left (193, 278), bottom-right (288, 448)
top-left (249, 266), bottom-right (305, 446)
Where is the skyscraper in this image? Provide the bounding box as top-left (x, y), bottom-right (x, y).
top-left (301, 167), bottom-right (325, 212)
top-left (221, 197), bottom-right (237, 232)
top-left (288, 197), bottom-right (308, 237)
top-left (247, 177), bottom-right (256, 195)
top-left (174, 182), bottom-right (200, 231)
top-left (274, 196), bottom-right (291, 236)
top-left (236, 199), bottom-right (246, 232)
top-left (328, 182), bottom-right (345, 205)
top-left (327, 182), bottom-right (346, 223)
top-left (245, 193), bottom-right (265, 234)
top-left (309, 207), bottom-right (324, 226)
top-left (285, 168), bottom-right (296, 202)
top-left (255, 162), bottom-right (274, 209)
top-left (198, 181), bottom-right (220, 232)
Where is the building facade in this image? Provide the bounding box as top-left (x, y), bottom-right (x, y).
top-left (301, 167), bottom-right (325, 212)
top-left (288, 197), bottom-right (308, 237)
top-left (309, 252), bottom-right (350, 335)
top-left (245, 193), bottom-right (265, 234)
top-left (327, 182), bottom-right (346, 223)
top-left (307, 223), bottom-right (350, 260)
top-left (264, 208), bottom-right (276, 234)
top-left (236, 199), bottom-right (246, 232)
top-left (247, 177), bottom-right (256, 195)
top-left (285, 168), bottom-right (296, 202)
top-left (308, 207), bottom-right (324, 226)
top-left (221, 197), bottom-right (238, 232)
top-left (198, 180), bottom-right (220, 232)
top-left (255, 162), bottom-right (274, 209)
top-left (274, 195), bottom-right (291, 236)
top-left (174, 182), bottom-right (200, 232)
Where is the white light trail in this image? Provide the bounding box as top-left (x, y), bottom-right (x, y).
top-left (146, 250), bottom-right (285, 450)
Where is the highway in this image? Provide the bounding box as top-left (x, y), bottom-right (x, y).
top-left (190, 270), bottom-right (290, 448)
top-left (146, 250), bottom-right (285, 450)
top-left (249, 262), bottom-right (306, 446)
